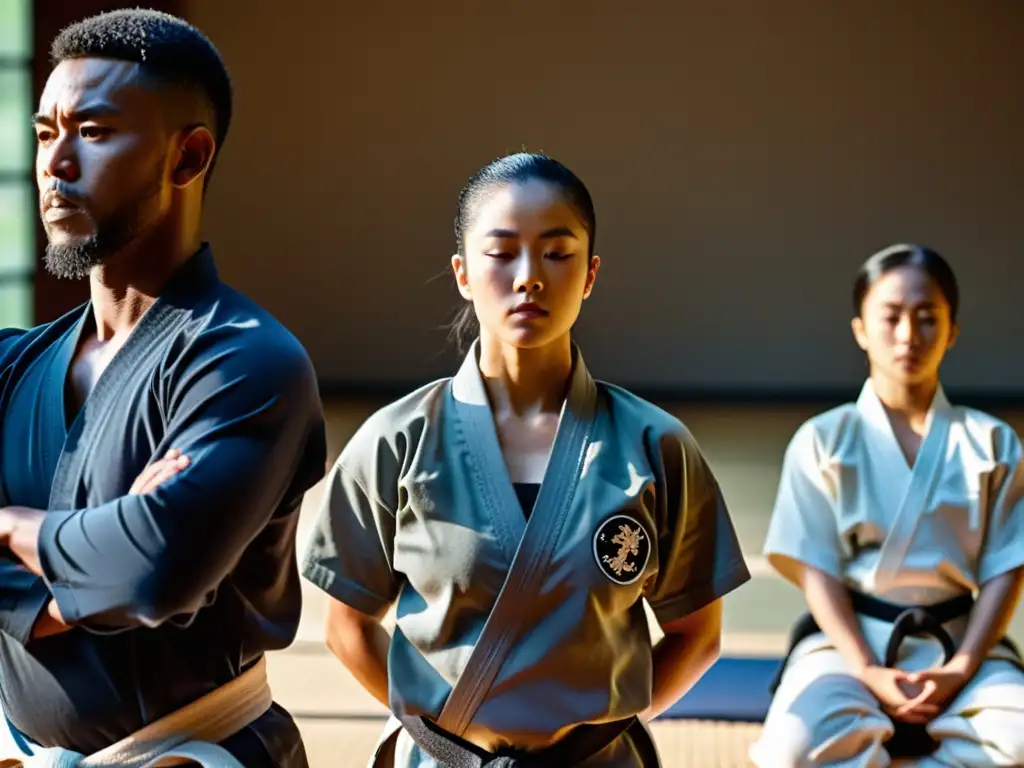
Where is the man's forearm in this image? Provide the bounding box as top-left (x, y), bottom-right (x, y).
top-left (4, 502), bottom-right (171, 631)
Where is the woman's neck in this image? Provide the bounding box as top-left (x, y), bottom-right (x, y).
top-left (477, 332), bottom-right (573, 417)
top-left (871, 372), bottom-right (938, 431)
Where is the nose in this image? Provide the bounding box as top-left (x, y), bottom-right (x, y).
top-left (38, 132), bottom-right (81, 185)
top-left (895, 314), bottom-right (917, 344)
top-left (512, 253), bottom-right (544, 295)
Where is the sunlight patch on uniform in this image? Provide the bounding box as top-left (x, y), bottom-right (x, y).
top-left (625, 462), bottom-right (649, 496)
top-left (580, 440), bottom-right (602, 478)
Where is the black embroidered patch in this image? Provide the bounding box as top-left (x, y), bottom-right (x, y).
top-left (593, 514), bottom-right (651, 585)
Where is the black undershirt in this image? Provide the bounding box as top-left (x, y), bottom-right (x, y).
top-left (513, 482), bottom-right (541, 520)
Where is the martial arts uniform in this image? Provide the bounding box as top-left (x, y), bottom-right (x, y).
top-left (303, 340), bottom-right (751, 767)
top-left (751, 381), bottom-right (1024, 767)
top-left (0, 246), bottom-right (327, 767)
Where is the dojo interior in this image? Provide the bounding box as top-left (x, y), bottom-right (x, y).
top-left (7, 1), bottom-right (1024, 765)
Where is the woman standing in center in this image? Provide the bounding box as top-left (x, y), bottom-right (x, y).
top-left (302, 153), bottom-right (750, 767)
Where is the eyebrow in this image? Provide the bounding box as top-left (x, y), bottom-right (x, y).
top-left (32, 103), bottom-right (122, 127)
top-left (484, 227), bottom-right (579, 240)
top-left (882, 300), bottom-right (937, 309)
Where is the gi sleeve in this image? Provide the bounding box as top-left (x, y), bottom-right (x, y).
top-left (0, 328), bottom-right (51, 644)
top-left (301, 421), bottom-right (401, 617)
top-left (0, 559), bottom-right (50, 645)
top-left (761, 421), bottom-right (845, 585)
top-left (977, 426), bottom-right (1024, 584)
top-left (644, 423), bottom-right (751, 625)
top-left (36, 333), bottom-right (327, 629)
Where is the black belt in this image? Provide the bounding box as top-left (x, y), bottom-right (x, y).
top-left (852, 590), bottom-right (974, 669)
top-left (400, 714), bottom-right (656, 767)
top-left (769, 591), bottom-right (1020, 759)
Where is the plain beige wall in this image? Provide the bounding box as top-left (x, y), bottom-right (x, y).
top-left (186, 0), bottom-right (1024, 393)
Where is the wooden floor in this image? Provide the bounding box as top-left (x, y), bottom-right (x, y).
top-left (273, 396), bottom-right (1024, 767)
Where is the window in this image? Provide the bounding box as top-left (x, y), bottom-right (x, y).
top-left (1, 0), bottom-right (34, 329)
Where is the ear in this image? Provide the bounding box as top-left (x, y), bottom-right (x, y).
top-left (851, 316), bottom-right (868, 352)
top-left (171, 125), bottom-right (216, 189)
top-left (582, 255), bottom-right (601, 300)
top-left (451, 253), bottom-right (472, 301)
top-left (947, 323), bottom-right (959, 351)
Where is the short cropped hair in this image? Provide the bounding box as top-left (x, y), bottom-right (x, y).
top-left (51, 9), bottom-right (233, 177)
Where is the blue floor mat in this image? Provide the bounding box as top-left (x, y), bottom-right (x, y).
top-left (658, 656), bottom-right (779, 723)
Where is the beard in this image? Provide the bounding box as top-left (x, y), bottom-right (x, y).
top-left (43, 171), bottom-right (165, 281)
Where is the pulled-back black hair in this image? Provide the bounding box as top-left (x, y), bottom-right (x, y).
top-left (449, 152), bottom-right (596, 351)
top-left (853, 243), bottom-right (960, 322)
top-left (50, 9), bottom-right (232, 182)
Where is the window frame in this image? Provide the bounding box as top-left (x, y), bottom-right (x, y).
top-left (0, 11), bottom-right (36, 327)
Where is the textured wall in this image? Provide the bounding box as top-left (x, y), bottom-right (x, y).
top-left (187, 0), bottom-right (1024, 395)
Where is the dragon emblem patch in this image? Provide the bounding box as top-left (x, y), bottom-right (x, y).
top-left (593, 514), bottom-right (651, 585)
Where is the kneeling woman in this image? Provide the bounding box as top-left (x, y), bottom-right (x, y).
top-left (751, 245), bottom-right (1024, 767)
top-left (302, 153), bottom-right (750, 767)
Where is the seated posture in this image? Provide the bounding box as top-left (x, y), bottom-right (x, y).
top-left (301, 152), bottom-right (751, 767)
top-left (750, 245), bottom-right (1024, 768)
top-left (0, 10), bottom-right (326, 768)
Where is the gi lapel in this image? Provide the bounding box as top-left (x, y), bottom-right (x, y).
top-left (868, 383), bottom-right (952, 591)
top-left (438, 339), bottom-right (598, 737)
top-left (48, 248), bottom-right (219, 509)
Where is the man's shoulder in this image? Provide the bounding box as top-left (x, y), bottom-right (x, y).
top-left (165, 286), bottom-right (318, 411)
top-left (1, 308), bottom-right (85, 366)
top-left (0, 327), bottom-right (27, 358)
top-left (187, 284), bottom-right (313, 368)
